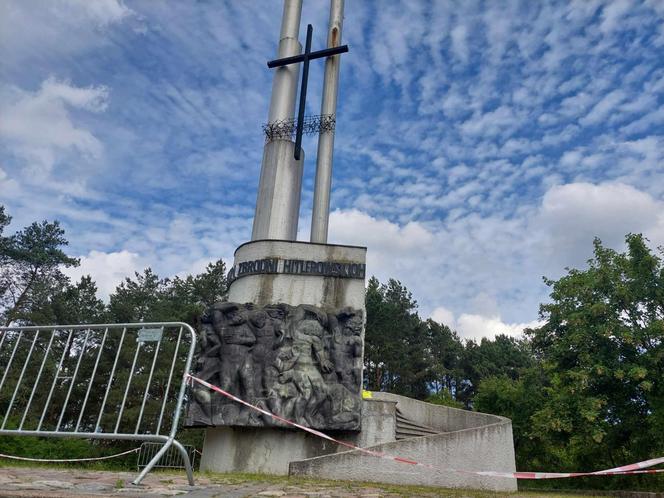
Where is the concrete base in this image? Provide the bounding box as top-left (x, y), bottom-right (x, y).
top-left (200, 426), bottom-right (338, 475)
top-left (201, 394), bottom-right (517, 492)
top-left (199, 399), bottom-right (396, 475)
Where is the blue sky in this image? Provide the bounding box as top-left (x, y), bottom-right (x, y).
top-left (1, 0), bottom-right (663, 340)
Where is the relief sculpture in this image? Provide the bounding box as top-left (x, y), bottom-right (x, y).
top-left (186, 302), bottom-right (363, 431)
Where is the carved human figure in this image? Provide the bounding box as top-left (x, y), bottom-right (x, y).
top-left (186, 302), bottom-right (363, 431)
top-left (326, 383), bottom-right (361, 429)
top-left (277, 308), bottom-right (334, 426)
top-left (215, 303), bottom-right (256, 404)
top-left (251, 307), bottom-right (289, 395)
top-left (330, 310), bottom-right (363, 392)
top-left (192, 321), bottom-right (222, 417)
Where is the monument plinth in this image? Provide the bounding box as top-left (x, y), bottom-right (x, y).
top-left (190, 238), bottom-right (369, 474)
top-left (187, 240), bottom-right (367, 433)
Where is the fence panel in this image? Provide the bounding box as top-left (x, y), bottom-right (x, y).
top-left (0, 322), bottom-right (196, 485)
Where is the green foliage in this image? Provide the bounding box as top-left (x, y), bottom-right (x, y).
top-left (426, 389), bottom-right (464, 409)
top-left (364, 277), bottom-right (432, 398)
top-left (0, 208), bottom-right (79, 326)
top-left (458, 334), bottom-right (534, 408)
top-left (526, 234), bottom-right (664, 483)
top-left (474, 369), bottom-right (548, 470)
top-left (107, 260), bottom-right (227, 325)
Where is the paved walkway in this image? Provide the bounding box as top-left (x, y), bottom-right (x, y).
top-left (0, 465), bottom-right (618, 497)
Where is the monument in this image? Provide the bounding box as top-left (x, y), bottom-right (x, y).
top-left (188, 0), bottom-right (518, 490)
top-left (186, 0), bottom-right (370, 472)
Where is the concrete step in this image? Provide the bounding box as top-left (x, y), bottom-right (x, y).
top-left (395, 410), bottom-right (440, 439)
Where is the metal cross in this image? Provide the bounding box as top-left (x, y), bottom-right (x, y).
top-left (268, 24), bottom-right (348, 160)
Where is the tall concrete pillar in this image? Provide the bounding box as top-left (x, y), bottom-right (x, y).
top-left (252, 0), bottom-right (304, 241)
top-left (310, 0), bottom-right (344, 243)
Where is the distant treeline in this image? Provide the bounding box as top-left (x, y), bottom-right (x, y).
top-left (1, 205), bottom-right (662, 491)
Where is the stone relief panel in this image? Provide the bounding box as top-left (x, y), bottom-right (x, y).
top-left (186, 302), bottom-right (363, 431)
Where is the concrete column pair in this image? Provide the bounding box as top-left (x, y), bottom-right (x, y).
top-left (251, 0), bottom-right (344, 244)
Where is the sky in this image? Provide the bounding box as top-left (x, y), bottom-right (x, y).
top-left (1, 0), bottom-right (663, 341)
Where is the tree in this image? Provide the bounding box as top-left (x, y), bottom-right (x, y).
top-left (0, 206), bottom-right (79, 326)
top-left (527, 234), bottom-right (664, 474)
top-left (458, 334), bottom-right (534, 408)
top-left (364, 277), bottom-right (432, 398)
top-left (474, 368), bottom-right (549, 469)
top-left (425, 319), bottom-right (464, 399)
top-left (107, 260), bottom-right (228, 325)
top-left (50, 275), bottom-right (107, 324)
top-left (108, 268), bottom-right (168, 323)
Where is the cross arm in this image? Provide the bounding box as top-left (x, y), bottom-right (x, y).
top-left (267, 45), bottom-right (349, 68)
top-left (268, 53), bottom-right (305, 68)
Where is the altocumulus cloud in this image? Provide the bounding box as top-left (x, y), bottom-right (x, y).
top-left (1, 0), bottom-right (663, 340)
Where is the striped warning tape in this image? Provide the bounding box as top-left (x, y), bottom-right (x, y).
top-left (186, 374), bottom-right (664, 480)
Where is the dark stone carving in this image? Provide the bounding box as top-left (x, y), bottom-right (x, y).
top-left (186, 302), bottom-right (363, 431)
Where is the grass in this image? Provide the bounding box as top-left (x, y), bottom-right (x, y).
top-left (201, 470), bottom-right (615, 497)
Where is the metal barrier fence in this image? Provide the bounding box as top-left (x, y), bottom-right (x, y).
top-left (137, 442), bottom-right (197, 471)
top-left (0, 322), bottom-right (197, 485)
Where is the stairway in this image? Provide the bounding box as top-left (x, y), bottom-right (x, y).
top-left (395, 408), bottom-right (440, 440)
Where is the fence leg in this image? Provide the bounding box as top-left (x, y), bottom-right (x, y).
top-left (132, 438), bottom-right (172, 486)
top-left (172, 439), bottom-right (195, 486)
top-left (132, 438), bottom-right (195, 486)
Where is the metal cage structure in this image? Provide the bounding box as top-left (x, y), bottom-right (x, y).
top-left (0, 322), bottom-right (197, 485)
top-left (263, 114), bottom-right (336, 141)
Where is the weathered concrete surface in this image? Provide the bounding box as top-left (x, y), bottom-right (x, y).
top-left (290, 423), bottom-right (517, 491)
top-left (200, 426), bottom-right (341, 475)
top-left (199, 400), bottom-right (395, 475)
top-left (229, 239), bottom-right (367, 310)
top-left (353, 399), bottom-right (397, 448)
top-left (370, 391), bottom-right (507, 432)
top-left (290, 393), bottom-right (518, 492)
top-left (252, 140), bottom-right (305, 241)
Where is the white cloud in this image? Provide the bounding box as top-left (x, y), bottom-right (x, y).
top-left (450, 24), bottom-right (469, 63)
top-left (64, 250), bottom-right (144, 301)
top-left (323, 180), bottom-right (664, 335)
top-left (0, 78), bottom-right (109, 174)
top-left (537, 182), bottom-right (664, 267)
top-left (431, 305), bottom-right (542, 341)
top-left (599, 0), bottom-right (632, 34)
top-left (580, 89), bottom-right (627, 126)
top-left (455, 314), bottom-right (542, 341)
top-left (62, 0), bottom-right (133, 26)
top-left (430, 306), bottom-right (455, 328)
top-left (0, 0), bottom-right (136, 69)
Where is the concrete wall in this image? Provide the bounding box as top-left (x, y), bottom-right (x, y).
top-left (228, 239), bottom-right (366, 310)
top-left (289, 393), bottom-right (517, 492)
top-left (200, 426), bottom-right (339, 475)
top-left (199, 399), bottom-right (396, 475)
top-left (290, 421), bottom-right (517, 491)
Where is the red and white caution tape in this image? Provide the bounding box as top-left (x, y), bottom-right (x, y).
top-left (187, 374), bottom-right (664, 480)
top-left (0, 447), bottom-right (140, 463)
